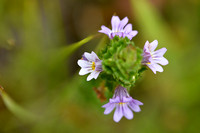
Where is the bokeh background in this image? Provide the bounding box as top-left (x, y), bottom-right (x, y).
top-left (0, 0), bottom-right (200, 133)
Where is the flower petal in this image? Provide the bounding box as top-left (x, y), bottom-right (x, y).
top-left (118, 17), bottom-right (128, 30)
top-left (82, 54), bottom-right (88, 61)
top-left (149, 40), bottom-right (158, 52)
top-left (125, 30), bottom-right (138, 40)
top-left (84, 52), bottom-right (94, 61)
top-left (79, 68), bottom-right (92, 75)
top-left (144, 41), bottom-right (150, 53)
top-left (93, 71), bottom-right (100, 79)
top-left (128, 101), bottom-right (141, 112)
top-left (122, 97), bottom-right (133, 103)
top-left (98, 25), bottom-right (111, 37)
top-left (153, 63), bottom-right (163, 72)
top-left (153, 57), bottom-right (169, 66)
top-left (103, 103), bottom-right (116, 115)
top-left (111, 16), bottom-right (120, 31)
top-left (147, 63), bottom-right (157, 74)
top-left (129, 30), bottom-right (138, 37)
top-left (110, 96), bottom-right (120, 103)
top-left (91, 51), bottom-right (100, 61)
top-left (125, 35), bottom-right (133, 40)
top-left (77, 60), bottom-right (91, 68)
top-left (102, 102), bottom-right (111, 108)
top-left (147, 63), bottom-right (164, 74)
top-left (112, 32), bottom-right (123, 38)
top-left (123, 104), bottom-right (133, 119)
top-left (124, 24), bottom-right (132, 33)
top-left (153, 47), bottom-right (167, 57)
top-left (95, 61), bottom-right (102, 72)
top-left (113, 105), bottom-right (123, 122)
top-left (133, 99), bottom-right (143, 105)
top-left (86, 71), bottom-right (96, 81)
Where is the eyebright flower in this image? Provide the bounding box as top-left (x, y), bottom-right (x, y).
top-left (78, 51), bottom-right (102, 81)
top-left (98, 16), bottom-right (138, 40)
top-left (102, 86), bottom-right (143, 122)
top-left (142, 40), bottom-right (169, 74)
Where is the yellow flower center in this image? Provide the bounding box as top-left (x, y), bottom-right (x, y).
top-left (91, 62), bottom-right (95, 70)
top-left (119, 102), bottom-right (125, 105)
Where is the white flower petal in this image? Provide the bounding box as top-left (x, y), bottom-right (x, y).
top-left (128, 102), bottom-right (141, 112)
top-left (129, 30), bottom-right (138, 36)
top-left (149, 40), bottom-right (158, 52)
top-left (144, 41), bottom-right (150, 52)
top-left (84, 52), bottom-right (93, 61)
top-left (86, 71), bottom-right (96, 81)
top-left (110, 96), bottom-right (120, 103)
top-left (153, 63), bottom-right (164, 72)
top-left (147, 63), bottom-right (164, 74)
top-left (111, 16), bottom-right (120, 32)
top-left (153, 47), bottom-right (167, 57)
top-left (133, 99), bottom-right (143, 105)
top-left (93, 71), bottom-right (100, 79)
top-left (153, 57), bottom-right (168, 66)
top-left (100, 25), bottom-right (111, 33)
top-left (113, 105), bottom-right (123, 122)
top-left (119, 17), bottom-right (128, 30)
top-left (147, 63), bottom-right (157, 74)
top-left (124, 24), bottom-right (132, 33)
top-left (79, 68), bottom-right (92, 75)
top-left (104, 103), bottom-right (116, 115)
top-left (102, 102), bottom-right (111, 108)
top-left (123, 104), bottom-right (133, 119)
top-left (98, 25), bottom-right (111, 37)
top-left (126, 30), bottom-right (138, 39)
top-left (91, 51), bottom-right (100, 61)
top-left (77, 60), bottom-right (91, 68)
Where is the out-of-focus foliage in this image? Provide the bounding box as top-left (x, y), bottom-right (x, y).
top-left (0, 0), bottom-right (200, 133)
top-left (0, 86), bottom-right (37, 122)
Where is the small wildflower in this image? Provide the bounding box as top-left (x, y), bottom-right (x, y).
top-left (78, 51), bottom-right (102, 81)
top-left (102, 86), bottom-right (143, 122)
top-left (98, 16), bottom-right (138, 40)
top-left (142, 40), bottom-right (168, 74)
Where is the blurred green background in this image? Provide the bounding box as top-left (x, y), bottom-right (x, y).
top-left (0, 0), bottom-right (200, 133)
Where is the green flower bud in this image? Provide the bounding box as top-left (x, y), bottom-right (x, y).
top-left (99, 36), bottom-right (144, 91)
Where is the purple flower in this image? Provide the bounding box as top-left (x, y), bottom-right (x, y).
top-left (102, 86), bottom-right (143, 122)
top-left (142, 40), bottom-right (169, 74)
top-left (78, 51), bottom-right (102, 81)
top-left (98, 16), bottom-right (138, 40)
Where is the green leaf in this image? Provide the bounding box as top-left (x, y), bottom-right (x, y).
top-left (49, 35), bottom-right (96, 68)
top-left (46, 35), bottom-right (96, 86)
top-left (0, 86), bottom-right (38, 122)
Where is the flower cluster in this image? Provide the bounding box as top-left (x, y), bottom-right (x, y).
top-left (102, 86), bottom-right (143, 122)
top-left (77, 15), bottom-right (168, 122)
top-left (99, 16), bottom-right (138, 40)
top-left (142, 40), bottom-right (168, 74)
top-left (77, 51), bottom-right (102, 81)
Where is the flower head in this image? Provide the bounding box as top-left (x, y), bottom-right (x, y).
top-left (102, 86), bottom-right (143, 122)
top-left (78, 51), bottom-right (102, 81)
top-left (98, 16), bottom-right (138, 40)
top-left (142, 40), bottom-right (168, 74)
